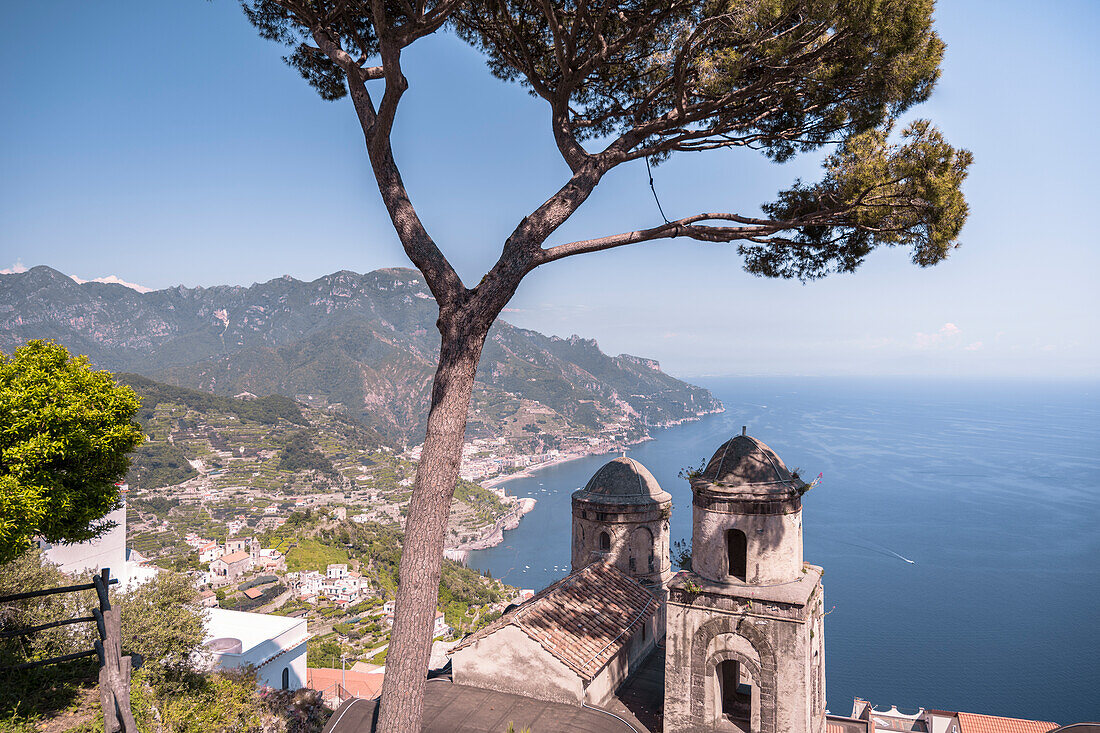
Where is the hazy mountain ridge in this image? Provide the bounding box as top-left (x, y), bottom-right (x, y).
top-left (0, 265), bottom-right (722, 445)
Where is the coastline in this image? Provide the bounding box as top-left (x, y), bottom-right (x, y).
top-left (481, 406), bottom-right (724, 491)
top-left (446, 407), bottom-right (724, 563)
top-left (444, 496), bottom-right (536, 564)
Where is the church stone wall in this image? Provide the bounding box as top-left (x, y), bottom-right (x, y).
top-left (450, 625), bottom-right (584, 705)
top-left (665, 591), bottom-right (824, 733)
top-left (571, 502), bottom-right (671, 586)
top-left (691, 505), bottom-right (803, 585)
top-left (584, 613), bottom-right (661, 706)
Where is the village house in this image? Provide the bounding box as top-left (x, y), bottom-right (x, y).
top-left (255, 548), bottom-right (287, 572)
top-left (210, 550), bottom-right (252, 586)
top-left (433, 611), bottom-right (450, 638)
top-left (198, 541), bottom-right (221, 564)
top-left (225, 536), bottom-right (254, 555)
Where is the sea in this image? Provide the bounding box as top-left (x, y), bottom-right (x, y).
top-left (467, 377), bottom-right (1100, 724)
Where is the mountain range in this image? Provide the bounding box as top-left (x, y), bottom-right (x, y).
top-left (0, 265), bottom-right (722, 446)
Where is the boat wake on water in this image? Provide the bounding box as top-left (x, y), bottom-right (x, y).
top-left (828, 538), bottom-right (915, 564)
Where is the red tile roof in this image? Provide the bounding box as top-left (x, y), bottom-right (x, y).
top-left (450, 561), bottom-right (656, 682)
top-left (243, 587), bottom-right (264, 599)
top-left (306, 667), bottom-right (384, 700)
top-left (217, 551), bottom-right (250, 565)
top-left (957, 712), bottom-right (1058, 733)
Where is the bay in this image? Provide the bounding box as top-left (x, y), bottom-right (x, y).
top-left (467, 376), bottom-right (1100, 724)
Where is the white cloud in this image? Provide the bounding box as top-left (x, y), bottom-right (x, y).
top-left (0, 260), bottom-right (28, 274)
top-left (70, 274), bottom-right (154, 293)
top-left (915, 322), bottom-right (965, 349)
top-left (964, 341), bottom-right (984, 351)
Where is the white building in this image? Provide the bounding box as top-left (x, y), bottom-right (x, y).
top-left (203, 608), bottom-right (308, 691)
top-left (434, 611), bottom-right (450, 638)
top-left (198, 542), bottom-right (222, 564)
top-left (41, 504), bottom-right (126, 580)
top-left (38, 492), bottom-right (157, 590)
top-left (293, 570), bottom-right (325, 597)
top-left (255, 548), bottom-right (286, 572)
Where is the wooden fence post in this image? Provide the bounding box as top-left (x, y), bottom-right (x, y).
top-left (94, 568), bottom-right (137, 732)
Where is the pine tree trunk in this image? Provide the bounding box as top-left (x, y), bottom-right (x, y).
top-left (376, 324), bottom-right (487, 732)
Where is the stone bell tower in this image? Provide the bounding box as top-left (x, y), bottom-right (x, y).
top-left (664, 432), bottom-right (826, 733)
top-left (571, 457), bottom-right (672, 589)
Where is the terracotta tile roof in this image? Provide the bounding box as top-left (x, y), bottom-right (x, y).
top-left (307, 667), bottom-right (384, 700)
top-left (450, 561), bottom-right (656, 682)
top-left (243, 587), bottom-right (264, 599)
top-left (957, 712), bottom-right (1059, 733)
top-left (217, 551), bottom-right (250, 564)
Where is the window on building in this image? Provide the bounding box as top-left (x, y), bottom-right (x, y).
top-left (718, 660), bottom-right (752, 726)
top-left (727, 529), bottom-right (747, 581)
top-left (281, 667), bottom-right (289, 690)
top-left (599, 531), bottom-right (611, 552)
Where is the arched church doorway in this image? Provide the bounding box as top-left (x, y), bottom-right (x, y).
top-left (718, 659), bottom-right (753, 731)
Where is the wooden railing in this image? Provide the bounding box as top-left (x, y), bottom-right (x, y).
top-left (0, 567), bottom-right (138, 732)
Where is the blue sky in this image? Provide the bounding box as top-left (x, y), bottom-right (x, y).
top-left (2, 1), bottom-right (1097, 379)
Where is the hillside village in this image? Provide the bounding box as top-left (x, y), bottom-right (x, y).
top-left (115, 390), bottom-right (547, 664)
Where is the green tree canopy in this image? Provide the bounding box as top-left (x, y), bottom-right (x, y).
top-left (116, 571), bottom-right (208, 684)
top-left (0, 340), bottom-right (144, 563)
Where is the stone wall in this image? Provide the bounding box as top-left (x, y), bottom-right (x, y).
top-left (450, 625), bottom-right (585, 705)
top-left (664, 574), bottom-right (825, 733)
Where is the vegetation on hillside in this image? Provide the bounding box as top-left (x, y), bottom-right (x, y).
top-left (127, 441), bottom-right (198, 489)
top-left (119, 373), bottom-right (308, 426)
top-left (284, 538), bottom-right (349, 572)
top-left (278, 432), bottom-right (338, 476)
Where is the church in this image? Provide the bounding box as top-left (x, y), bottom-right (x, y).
top-left (327, 430), bottom-right (828, 732)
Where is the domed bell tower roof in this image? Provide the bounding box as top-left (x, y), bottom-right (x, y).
top-left (573, 457), bottom-right (671, 507)
top-left (692, 432), bottom-right (807, 509)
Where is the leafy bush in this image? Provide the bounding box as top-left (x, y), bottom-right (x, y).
top-left (129, 666), bottom-right (329, 732)
top-left (0, 551), bottom-right (97, 667)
